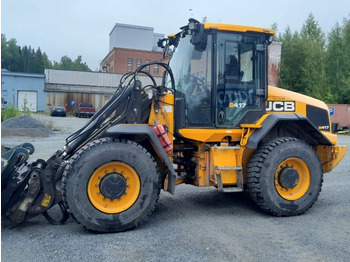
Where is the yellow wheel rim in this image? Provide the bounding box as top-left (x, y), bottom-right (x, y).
top-left (87, 162), bottom-right (140, 214)
top-left (274, 158), bottom-right (310, 201)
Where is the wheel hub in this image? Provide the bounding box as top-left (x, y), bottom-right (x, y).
top-left (278, 167), bottom-right (299, 189)
top-left (274, 158), bottom-right (311, 201)
top-left (100, 173), bottom-right (127, 200)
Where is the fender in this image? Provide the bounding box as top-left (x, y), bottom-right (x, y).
top-left (246, 113), bottom-right (333, 149)
top-left (105, 124), bottom-right (176, 194)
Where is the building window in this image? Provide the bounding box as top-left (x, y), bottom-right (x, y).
top-left (154, 64), bottom-right (159, 75)
top-left (136, 59), bottom-right (142, 68)
top-left (128, 58), bottom-right (133, 71)
top-left (145, 60), bottom-right (150, 73)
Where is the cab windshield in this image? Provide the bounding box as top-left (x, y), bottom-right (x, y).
top-left (168, 35), bottom-right (212, 92)
top-left (168, 34), bottom-right (213, 126)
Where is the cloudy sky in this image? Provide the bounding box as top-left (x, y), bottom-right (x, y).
top-left (2, 0), bottom-right (349, 71)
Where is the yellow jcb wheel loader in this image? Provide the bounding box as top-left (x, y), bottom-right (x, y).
top-left (1, 18), bottom-right (346, 232)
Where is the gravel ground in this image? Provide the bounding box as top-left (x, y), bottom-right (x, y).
top-left (1, 114), bottom-right (89, 160)
top-left (2, 115), bottom-right (54, 137)
top-left (1, 114), bottom-right (350, 262)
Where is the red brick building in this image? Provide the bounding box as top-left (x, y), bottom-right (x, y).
top-left (100, 23), bottom-right (165, 77)
top-left (101, 48), bottom-right (164, 76)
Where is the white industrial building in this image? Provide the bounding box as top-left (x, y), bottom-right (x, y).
top-left (109, 23), bottom-right (164, 52)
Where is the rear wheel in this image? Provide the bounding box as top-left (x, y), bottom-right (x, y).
top-left (62, 138), bottom-right (161, 232)
top-left (246, 137), bottom-right (323, 216)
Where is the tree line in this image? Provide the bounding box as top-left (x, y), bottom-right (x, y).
top-left (1, 34), bottom-right (91, 73)
top-left (275, 13), bottom-right (350, 104)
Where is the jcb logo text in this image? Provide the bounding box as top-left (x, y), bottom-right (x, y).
top-left (266, 101), bottom-right (295, 112)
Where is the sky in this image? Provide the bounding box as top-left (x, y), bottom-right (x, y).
top-left (1, 0), bottom-right (349, 71)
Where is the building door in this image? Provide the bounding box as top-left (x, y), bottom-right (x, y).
top-left (18, 91), bottom-right (37, 111)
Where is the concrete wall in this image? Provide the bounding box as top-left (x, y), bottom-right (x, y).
top-left (45, 69), bottom-right (120, 87)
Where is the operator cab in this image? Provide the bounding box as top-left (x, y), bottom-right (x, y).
top-left (165, 19), bottom-right (274, 131)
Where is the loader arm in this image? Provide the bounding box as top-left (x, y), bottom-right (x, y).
top-left (1, 62), bottom-right (175, 225)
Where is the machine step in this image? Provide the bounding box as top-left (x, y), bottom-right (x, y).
top-left (213, 145), bottom-right (241, 150)
top-left (215, 166), bottom-right (242, 171)
top-left (215, 166), bottom-right (244, 193)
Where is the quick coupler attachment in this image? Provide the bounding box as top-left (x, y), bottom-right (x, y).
top-left (1, 143), bottom-right (69, 225)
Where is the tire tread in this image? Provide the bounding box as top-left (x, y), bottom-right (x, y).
top-left (61, 137), bottom-right (161, 232)
top-left (246, 137), bottom-right (323, 216)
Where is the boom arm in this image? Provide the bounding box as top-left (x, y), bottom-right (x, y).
top-left (1, 62), bottom-right (175, 225)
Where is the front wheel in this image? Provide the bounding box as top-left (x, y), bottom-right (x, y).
top-left (62, 138), bottom-right (161, 232)
top-left (246, 137), bottom-right (323, 216)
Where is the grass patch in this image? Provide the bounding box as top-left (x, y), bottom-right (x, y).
top-left (1, 105), bottom-right (21, 122)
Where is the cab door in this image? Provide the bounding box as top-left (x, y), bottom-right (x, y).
top-left (215, 32), bottom-right (267, 128)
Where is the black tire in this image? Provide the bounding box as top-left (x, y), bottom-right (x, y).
top-left (62, 138), bottom-right (161, 232)
top-left (246, 137), bottom-right (323, 216)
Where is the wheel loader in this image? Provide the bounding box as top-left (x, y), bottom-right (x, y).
top-left (1, 19), bottom-right (347, 232)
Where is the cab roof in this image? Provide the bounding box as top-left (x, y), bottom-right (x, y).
top-left (203, 22), bottom-right (275, 35)
top-left (167, 21), bottom-right (275, 41)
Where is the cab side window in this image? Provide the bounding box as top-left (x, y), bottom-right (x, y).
top-left (216, 33), bottom-right (262, 127)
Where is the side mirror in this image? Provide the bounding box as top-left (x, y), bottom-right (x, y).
top-left (158, 38), bottom-right (169, 59)
top-left (191, 23), bottom-right (207, 51)
top-left (157, 38), bottom-right (167, 48)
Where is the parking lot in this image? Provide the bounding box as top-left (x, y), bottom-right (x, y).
top-left (2, 114), bottom-right (350, 262)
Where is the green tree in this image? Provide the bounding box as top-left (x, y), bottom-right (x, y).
top-left (300, 14), bottom-right (330, 102)
top-left (1, 33), bottom-right (90, 73)
top-left (42, 52), bottom-right (52, 71)
top-left (279, 14), bottom-right (334, 102)
top-left (1, 34), bottom-right (10, 67)
top-left (73, 56), bottom-right (90, 71)
top-left (325, 23), bottom-right (345, 102)
top-left (279, 27), bottom-right (308, 94)
top-left (325, 16), bottom-right (350, 103)
top-left (53, 55), bottom-right (91, 71)
top-left (343, 75), bottom-right (350, 103)
top-left (1, 35), bottom-right (22, 72)
top-left (278, 14), bottom-right (350, 104)
top-left (21, 45), bottom-right (30, 72)
top-left (24, 46), bottom-right (37, 73)
top-left (33, 48), bottom-right (43, 73)
top-left (340, 16), bottom-right (350, 103)
top-left (270, 22), bottom-right (278, 34)
top-left (301, 13), bottom-right (324, 42)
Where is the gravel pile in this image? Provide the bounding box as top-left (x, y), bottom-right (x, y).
top-left (1, 115), bottom-right (54, 137)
